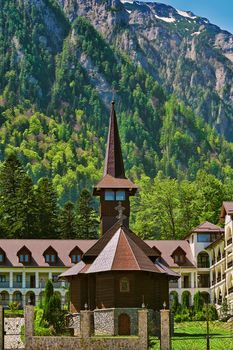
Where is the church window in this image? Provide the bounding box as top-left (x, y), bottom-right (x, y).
top-left (120, 277), bottom-right (130, 293)
top-left (116, 191), bottom-right (125, 201)
top-left (105, 191), bottom-right (115, 201)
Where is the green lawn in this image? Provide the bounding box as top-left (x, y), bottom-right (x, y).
top-left (150, 321), bottom-right (233, 350)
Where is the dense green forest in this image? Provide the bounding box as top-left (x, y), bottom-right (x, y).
top-left (1, 1), bottom-right (233, 239)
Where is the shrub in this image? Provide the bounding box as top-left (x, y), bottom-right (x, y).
top-left (9, 301), bottom-right (20, 312)
top-left (174, 313), bottom-right (190, 323)
top-left (193, 291), bottom-right (204, 313)
top-left (193, 311), bottom-right (206, 321)
top-left (203, 304), bottom-right (218, 321)
top-left (182, 291), bottom-right (190, 310)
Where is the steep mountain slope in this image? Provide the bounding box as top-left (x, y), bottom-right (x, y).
top-left (59, 0), bottom-right (233, 139)
top-left (0, 0), bottom-right (233, 204)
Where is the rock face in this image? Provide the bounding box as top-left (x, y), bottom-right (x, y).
top-left (59, 0), bottom-right (233, 139)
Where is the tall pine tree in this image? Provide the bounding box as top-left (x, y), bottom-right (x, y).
top-left (35, 177), bottom-right (60, 238)
top-left (0, 154), bottom-right (38, 238)
top-left (59, 201), bottom-right (77, 239)
top-left (76, 189), bottom-right (99, 239)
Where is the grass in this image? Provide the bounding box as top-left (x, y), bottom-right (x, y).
top-left (150, 321), bottom-right (233, 350)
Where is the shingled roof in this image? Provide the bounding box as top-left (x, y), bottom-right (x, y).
top-left (60, 224), bottom-right (179, 279)
top-left (183, 221), bottom-right (224, 239)
top-left (220, 201), bottom-right (233, 219)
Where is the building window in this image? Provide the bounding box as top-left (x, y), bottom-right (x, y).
top-left (120, 277), bottom-right (130, 293)
top-left (105, 190), bottom-right (126, 201)
top-left (0, 254), bottom-right (4, 263)
top-left (71, 255), bottom-right (81, 263)
top-left (16, 275), bottom-right (22, 283)
top-left (116, 191), bottom-right (125, 201)
top-left (105, 191), bottom-right (115, 201)
top-left (45, 254), bottom-right (56, 263)
top-left (0, 275), bottom-right (6, 283)
top-left (174, 255), bottom-right (185, 264)
top-left (197, 233), bottom-right (211, 242)
top-left (19, 254), bottom-right (29, 263)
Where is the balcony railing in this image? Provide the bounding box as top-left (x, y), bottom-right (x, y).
top-left (0, 281), bottom-right (10, 288)
top-left (217, 276), bottom-right (221, 283)
top-left (13, 282), bottom-right (22, 288)
top-left (227, 238), bottom-right (233, 246)
top-left (227, 260), bottom-right (233, 269)
top-left (169, 282), bottom-right (179, 288)
top-left (198, 262), bottom-right (210, 268)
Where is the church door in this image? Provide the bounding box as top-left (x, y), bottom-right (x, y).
top-left (118, 313), bottom-right (131, 335)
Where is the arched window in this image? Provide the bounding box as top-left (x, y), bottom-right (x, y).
top-left (120, 277), bottom-right (130, 293)
top-left (197, 251), bottom-right (210, 268)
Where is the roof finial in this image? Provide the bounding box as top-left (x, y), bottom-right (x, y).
top-left (115, 201), bottom-right (127, 226)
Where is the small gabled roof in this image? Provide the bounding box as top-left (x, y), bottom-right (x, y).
top-left (171, 246), bottom-right (187, 257)
top-left (17, 245), bottom-right (31, 256)
top-left (43, 245), bottom-right (58, 255)
top-left (69, 246), bottom-right (83, 257)
top-left (221, 201), bottom-right (233, 219)
top-left (183, 221), bottom-right (224, 239)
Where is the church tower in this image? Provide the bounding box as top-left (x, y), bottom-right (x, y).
top-left (93, 102), bottom-right (138, 235)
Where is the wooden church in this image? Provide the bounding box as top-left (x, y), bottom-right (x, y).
top-left (61, 102), bottom-right (178, 334)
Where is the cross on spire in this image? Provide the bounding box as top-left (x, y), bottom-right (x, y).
top-left (115, 201), bottom-right (127, 225)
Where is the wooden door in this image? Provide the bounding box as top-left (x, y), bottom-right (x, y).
top-left (118, 313), bottom-right (131, 335)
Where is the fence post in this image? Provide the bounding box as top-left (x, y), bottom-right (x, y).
top-left (80, 311), bottom-right (93, 339)
top-left (160, 309), bottom-right (171, 350)
top-left (0, 306), bottom-right (3, 350)
top-left (24, 305), bottom-right (34, 349)
top-left (138, 309), bottom-right (148, 350)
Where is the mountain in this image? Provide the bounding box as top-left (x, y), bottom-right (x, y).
top-left (0, 0), bottom-right (233, 204)
top-left (59, 0), bottom-right (233, 139)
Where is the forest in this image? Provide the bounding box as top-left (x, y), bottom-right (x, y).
top-left (1, 2), bottom-right (233, 240)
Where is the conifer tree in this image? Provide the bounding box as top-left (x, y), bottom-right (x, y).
top-left (0, 154), bottom-right (38, 238)
top-left (76, 189), bottom-right (99, 239)
top-left (35, 177), bottom-right (60, 238)
top-left (59, 201), bottom-right (77, 239)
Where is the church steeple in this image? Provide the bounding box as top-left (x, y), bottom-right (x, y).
top-left (104, 101), bottom-right (125, 179)
top-left (94, 101), bottom-right (138, 235)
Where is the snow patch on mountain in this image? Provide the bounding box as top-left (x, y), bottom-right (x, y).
top-left (176, 9), bottom-right (196, 20)
top-left (155, 14), bottom-right (176, 23)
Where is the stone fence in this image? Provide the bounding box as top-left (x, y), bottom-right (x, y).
top-left (24, 306), bottom-right (149, 350)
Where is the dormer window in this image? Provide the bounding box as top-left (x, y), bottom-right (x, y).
top-left (17, 246), bottom-right (31, 264)
top-left (71, 254), bottom-right (81, 263)
top-left (69, 246), bottom-right (83, 264)
top-left (45, 254), bottom-right (56, 263)
top-left (19, 254), bottom-right (29, 263)
top-left (0, 248), bottom-right (5, 263)
top-left (171, 246), bottom-right (186, 265)
top-left (43, 246), bottom-right (58, 265)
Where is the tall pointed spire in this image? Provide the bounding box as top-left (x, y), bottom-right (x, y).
top-left (104, 101), bottom-right (125, 179)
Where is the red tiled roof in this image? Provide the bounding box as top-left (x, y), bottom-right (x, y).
top-left (145, 240), bottom-right (196, 268)
top-left (84, 222), bottom-right (158, 260)
top-left (221, 201), bottom-right (233, 218)
top-left (0, 240), bottom-right (96, 267)
top-left (61, 225), bottom-right (179, 278)
top-left (183, 221), bottom-right (224, 239)
top-left (87, 228), bottom-right (163, 274)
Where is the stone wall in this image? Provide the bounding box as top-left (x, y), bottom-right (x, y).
top-left (24, 308), bottom-right (148, 350)
top-left (94, 309), bottom-right (115, 335)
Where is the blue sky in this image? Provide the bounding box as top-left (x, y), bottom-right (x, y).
top-left (141, 0), bottom-right (233, 34)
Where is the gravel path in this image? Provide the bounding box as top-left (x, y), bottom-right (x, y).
top-left (4, 317), bottom-right (24, 349)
